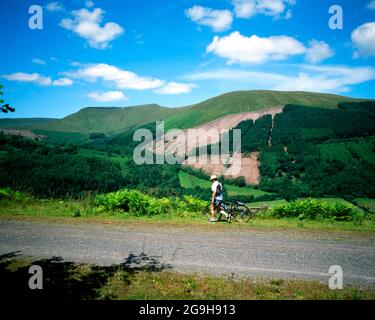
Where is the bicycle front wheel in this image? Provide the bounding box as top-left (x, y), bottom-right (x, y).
top-left (233, 204), bottom-right (253, 223)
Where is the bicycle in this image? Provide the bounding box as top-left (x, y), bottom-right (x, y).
top-left (204, 200), bottom-right (256, 223)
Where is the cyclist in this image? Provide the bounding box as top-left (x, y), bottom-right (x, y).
top-left (209, 175), bottom-right (229, 223)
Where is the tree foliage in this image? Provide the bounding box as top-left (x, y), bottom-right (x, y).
top-left (0, 85), bottom-right (15, 114)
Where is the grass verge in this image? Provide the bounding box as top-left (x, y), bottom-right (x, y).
top-left (1, 197), bottom-right (375, 234)
top-left (1, 254), bottom-right (374, 300)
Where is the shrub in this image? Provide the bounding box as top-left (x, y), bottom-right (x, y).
top-left (96, 189), bottom-right (208, 216)
top-left (0, 188), bottom-right (31, 201)
top-left (270, 198), bottom-right (359, 221)
top-left (182, 195), bottom-right (207, 212)
top-left (0, 188), bottom-right (12, 200)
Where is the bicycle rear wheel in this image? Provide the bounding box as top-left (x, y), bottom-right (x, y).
top-left (233, 204), bottom-right (253, 223)
top-left (204, 204), bottom-right (222, 221)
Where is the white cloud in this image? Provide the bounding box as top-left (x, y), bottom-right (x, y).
top-left (185, 5), bottom-right (233, 32)
top-left (184, 69), bottom-right (286, 83)
top-left (85, 1), bottom-right (94, 8)
top-left (183, 64), bottom-right (375, 93)
top-left (231, 0), bottom-right (296, 19)
top-left (46, 2), bottom-right (64, 12)
top-left (305, 40), bottom-right (334, 64)
top-left (206, 31), bottom-right (305, 64)
top-left (32, 58), bottom-right (46, 65)
top-left (367, 0), bottom-right (375, 10)
top-left (1, 72), bottom-right (73, 86)
top-left (351, 22), bottom-right (375, 58)
top-left (70, 61), bottom-right (83, 67)
top-left (87, 91), bottom-right (127, 102)
top-left (232, 0), bottom-right (256, 18)
top-left (276, 65), bottom-right (375, 92)
top-left (65, 63), bottom-right (165, 90)
top-left (154, 82), bottom-right (196, 94)
top-left (2, 73), bottom-right (52, 85)
top-left (60, 8), bottom-right (124, 49)
top-left (53, 78), bottom-right (73, 86)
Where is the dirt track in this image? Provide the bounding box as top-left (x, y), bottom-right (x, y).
top-left (1, 219), bottom-right (375, 287)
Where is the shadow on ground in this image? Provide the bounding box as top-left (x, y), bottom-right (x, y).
top-left (0, 251), bottom-right (172, 300)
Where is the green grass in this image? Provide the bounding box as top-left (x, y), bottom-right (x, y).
top-left (78, 148), bottom-right (127, 161)
top-left (319, 143), bottom-right (354, 163)
top-left (102, 271), bottom-right (375, 300)
top-left (33, 129), bottom-right (88, 143)
top-left (178, 170), bottom-right (271, 197)
top-left (179, 170), bottom-right (211, 189)
top-left (346, 140), bottom-right (375, 165)
top-left (1, 196), bottom-right (375, 233)
top-left (247, 199), bottom-right (288, 207)
top-left (319, 138), bottom-right (375, 165)
top-left (2, 255), bottom-right (374, 300)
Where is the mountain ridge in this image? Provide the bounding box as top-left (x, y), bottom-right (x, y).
top-left (0, 90), bottom-right (370, 135)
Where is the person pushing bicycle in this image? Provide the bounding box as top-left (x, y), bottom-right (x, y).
top-left (209, 175), bottom-right (229, 223)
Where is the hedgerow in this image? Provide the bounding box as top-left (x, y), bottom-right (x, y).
top-left (269, 198), bottom-right (364, 221)
top-left (95, 189), bottom-right (208, 216)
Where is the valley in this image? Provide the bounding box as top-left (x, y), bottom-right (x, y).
top-left (1, 89), bottom-right (374, 216)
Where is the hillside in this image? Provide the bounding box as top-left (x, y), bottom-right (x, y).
top-left (162, 90), bottom-right (363, 130)
top-left (0, 90), bottom-right (365, 136)
top-left (0, 118), bottom-right (56, 128)
top-left (31, 104), bottom-right (175, 134)
top-left (1, 99), bottom-right (374, 201)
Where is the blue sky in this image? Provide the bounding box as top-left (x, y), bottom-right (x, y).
top-left (1, 0), bottom-right (375, 118)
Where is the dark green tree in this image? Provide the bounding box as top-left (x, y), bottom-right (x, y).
top-left (0, 85), bottom-right (15, 114)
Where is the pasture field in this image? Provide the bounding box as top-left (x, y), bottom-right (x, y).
top-left (178, 171), bottom-right (271, 197)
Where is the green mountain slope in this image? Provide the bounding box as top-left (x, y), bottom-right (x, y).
top-left (31, 104), bottom-right (175, 134)
top-left (0, 118), bottom-right (56, 128)
top-left (0, 90), bottom-right (367, 135)
top-left (163, 90), bottom-right (363, 130)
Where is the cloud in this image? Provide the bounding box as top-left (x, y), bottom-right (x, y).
top-left (184, 69), bottom-right (286, 83)
top-left (206, 31), bottom-right (305, 64)
top-left (305, 40), bottom-right (334, 63)
top-left (65, 63), bottom-right (165, 90)
top-left (60, 7), bottom-right (124, 49)
top-left (46, 2), bottom-right (64, 12)
top-left (275, 65), bottom-right (375, 92)
top-left (231, 0), bottom-right (296, 19)
top-left (367, 1), bottom-right (375, 10)
top-left (52, 78), bottom-right (73, 86)
top-left (1, 73), bottom-right (52, 85)
top-left (1, 72), bottom-right (73, 86)
top-left (87, 91), bottom-right (127, 102)
top-left (351, 22), bottom-right (375, 58)
top-left (185, 5), bottom-right (233, 32)
top-left (154, 82), bottom-right (196, 94)
top-left (85, 1), bottom-right (94, 8)
top-left (183, 64), bottom-right (375, 93)
top-left (32, 58), bottom-right (46, 65)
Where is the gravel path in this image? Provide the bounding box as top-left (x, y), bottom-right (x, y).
top-left (1, 219), bottom-right (375, 287)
